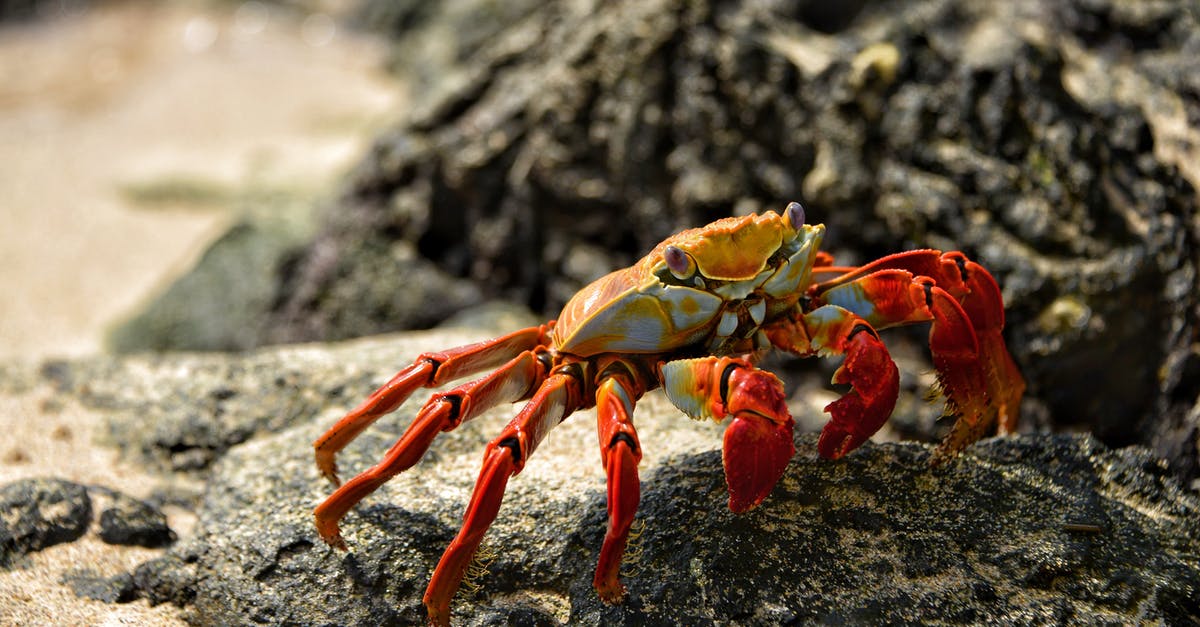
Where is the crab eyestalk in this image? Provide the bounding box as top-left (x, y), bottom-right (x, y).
top-left (784, 201), bottom-right (805, 228)
top-left (663, 245), bottom-right (698, 280)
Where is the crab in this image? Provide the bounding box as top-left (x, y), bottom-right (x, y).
top-left (312, 202), bottom-right (1025, 625)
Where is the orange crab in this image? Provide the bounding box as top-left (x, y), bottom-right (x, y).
top-left (312, 202), bottom-right (1024, 625)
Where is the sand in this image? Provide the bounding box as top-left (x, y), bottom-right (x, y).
top-left (0, 2), bottom-right (402, 624)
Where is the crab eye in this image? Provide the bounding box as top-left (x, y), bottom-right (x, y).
top-left (663, 245), bottom-right (697, 280)
top-left (784, 201), bottom-right (806, 228)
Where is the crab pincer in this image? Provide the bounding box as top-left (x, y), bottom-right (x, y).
top-left (661, 356), bottom-right (795, 512)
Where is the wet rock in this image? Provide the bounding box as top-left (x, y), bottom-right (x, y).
top-left (0, 478), bottom-right (92, 568)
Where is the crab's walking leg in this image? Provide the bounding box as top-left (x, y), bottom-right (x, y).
top-left (816, 268), bottom-right (997, 463)
top-left (815, 250), bottom-right (1024, 433)
top-left (660, 356), bottom-right (794, 513)
top-left (765, 306), bottom-right (900, 460)
top-left (938, 253), bottom-right (1025, 435)
top-left (314, 349), bottom-right (549, 548)
top-left (592, 364), bottom-right (644, 604)
top-left (423, 368), bottom-right (584, 627)
top-left (314, 323), bottom-right (552, 485)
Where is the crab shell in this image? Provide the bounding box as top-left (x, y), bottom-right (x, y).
top-left (553, 211), bottom-right (825, 356)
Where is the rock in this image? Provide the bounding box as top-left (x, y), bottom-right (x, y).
top-left (94, 488), bottom-right (176, 548)
top-left (0, 478), bottom-right (92, 568)
top-left (62, 570), bottom-right (137, 603)
top-left (33, 327), bottom-right (521, 474)
top-left (108, 217), bottom-right (311, 354)
top-left (0, 477), bottom-right (176, 567)
top-left (129, 409), bottom-right (1200, 624)
top-left (7, 330), bottom-right (1195, 623)
top-left (0, 0), bottom-right (88, 22)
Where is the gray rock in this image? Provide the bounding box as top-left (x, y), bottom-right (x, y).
top-left (0, 478), bottom-right (92, 568)
top-left (82, 336), bottom-right (1192, 625)
top-left (62, 570), bottom-right (137, 603)
top-left (94, 488), bottom-right (176, 548)
top-left (7, 331), bottom-right (1194, 623)
top-left (108, 218), bottom-right (308, 354)
top-left (130, 421), bottom-right (1200, 625)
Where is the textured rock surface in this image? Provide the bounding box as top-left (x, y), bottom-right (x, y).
top-left (0, 478), bottom-right (92, 568)
top-left (25, 319), bottom-right (533, 476)
top-left (131, 402), bottom-right (1200, 625)
top-left (5, 331), bottom-right (1197, 624)
top-left (0, 477), bottom-right (177, 567)
top-left (95, 488), bottom-right (176, 548)
top-left (116, 0), bottom-right (1200, 487)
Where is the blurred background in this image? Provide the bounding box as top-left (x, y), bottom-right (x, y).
top-left (0, 0), bottom-right (399, 360)
top-left (2, 0), bottom-right (1198, 487)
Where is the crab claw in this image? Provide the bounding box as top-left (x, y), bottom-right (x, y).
top-left (818, 325), bottom-right (900, 460)
top-left (724, 413), bottom-right (795, 513)
top-left (660, 356), bottom-right (795, 513)
top-left (720, 362), bottom-right (795, 513)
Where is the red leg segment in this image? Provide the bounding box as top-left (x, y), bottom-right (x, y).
top-left (815, 250), bottom-right (1024, 434)
top-left (942, 253), bottom-right (1024, 434)
top-left (659, 356), bottom-right (795, 513)
top-left (423, 370), bottom-right (584, 627)
top-left (592, 366), bottom-right (644, 604)
top-left (314, 349), bottom-right (548, 549)
top-left (814, 267), bottom-right (1006, 463)
top-left (765, 305), bottom-right (900, 460)
top-left (314, 324), bottom-right (552, 485)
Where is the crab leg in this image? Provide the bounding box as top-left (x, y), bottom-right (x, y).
top-left (314, 323), bottom-right (552, 485)
top-left (936, 253), bottom-right (1024, 434)
top-left (660, 356), bottom-right (794, 513)
top-left (314, 349), bottom-right (549, 549)
top-left (592, 364), bottom-right (645, 604)
top-left (424, 369), bottom-right (584, 627)
top-left (814, 250), bottom-right (1024, 432)
top-left (765, 305), bottom-right (900, 460)
top-left (815, 268), bottom-right (999, 463)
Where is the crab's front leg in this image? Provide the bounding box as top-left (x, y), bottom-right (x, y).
top-left (939, 252), bottom-right (1025, 434)
top-left (814, 250), bottom-right (1024, 434)
top-left (765, 306), bottom-right (900, 459)
top-left (659, 356), bottom-right (794, 513)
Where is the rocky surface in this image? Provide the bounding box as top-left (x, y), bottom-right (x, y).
top-left (0, 477), bottom-right (174, 566)
top-left (0, 478), bottom-right (92, 568)
top-left (94, 487), bottom-right (176, 548)
top-left (3, 330), bottom-right (1199, 624)
top-left (135, 424), bottom-right (1200, 626)
top-left (112, 0), bottom-right (1200, 488)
